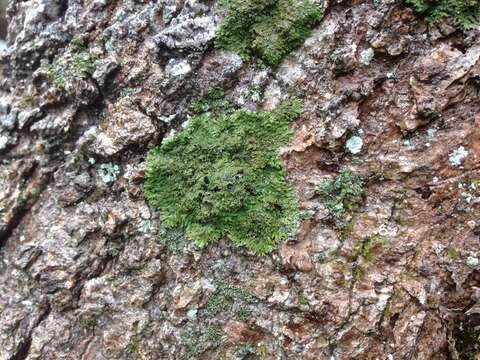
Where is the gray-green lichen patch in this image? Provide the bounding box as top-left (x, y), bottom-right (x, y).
top-left (98, 163), bottom-right (120, 183)
top-left (449, 146), bottom-right (468, 166)
top-left (345, 135), bottom-right (363, 154)
top-left (359, 48), bottom-right (374, 66)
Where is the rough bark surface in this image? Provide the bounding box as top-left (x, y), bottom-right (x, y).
top-left (1, 0), bottom-right (480, 359)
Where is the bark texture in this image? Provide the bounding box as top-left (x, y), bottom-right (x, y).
top-left (1, 0), bottom-right (480, 359)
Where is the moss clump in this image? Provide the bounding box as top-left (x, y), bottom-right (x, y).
top-left (191, 87), bottom-right (231, 115)
top-left (17, 95), bottom-right (36, 109)
top-left (317, 170), bottom-right (364, 228)
top-left (382, 288), bottom-right (401, 321)
top-left (215, 0), bottom-right (322, 65)
top-left (297, 290), bottom-right (309, 305)
top-left (446, 247), bottom-right (460, 260)
top-left (47, 64), bottom-right (68, 89)
top-left (360, 235), bottom-right (388, 262)
top-left (157, 227), bottom-right (189, 252)
top-left (106, 234), bottom-right (128, 258)
top-left (206, 283), bottom-right (257, 317)
top-left (47, 38), bottom-right (97, 90)
top-left (180, 326), bottom-right (223, 359)
top-left (453, 317), bottom-right (480, 359)
top-left (405, 0), bottom-right (480, 29)
top-left (145, 100), bottom-right (301, 254)
top-left (72, 50), bottom-right (96, 77)
top-left (78, 315), bottom-right (98, 332)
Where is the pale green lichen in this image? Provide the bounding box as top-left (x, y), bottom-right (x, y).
top-left (345, 135), bottom-right (363, 154)
top-left (206, 282), bottom-right (257, 318)
top-left (449, 146), bottom-right (468, 166)
top-left (138, 219), bottom-right (152, 234)
top-left (466, 256), bottom-right (480, 266)
top-left (180, 326), bottom-right (223, 359)
top-left (98, 163), bottom-right (120, 183)
top-left (360, 48), bottom-right (374, 66)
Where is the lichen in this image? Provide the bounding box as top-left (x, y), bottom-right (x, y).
top-left (98, 163), bottom-right (120, 183)
top-left (215, 0), bottom-right (323, 65)
top-left (359, 48), bottom-right (374, 66)
top-left (234, 344), bottom-right (255, 357)
top-left (137, 219), bottom-right (152, 234)
top-left (345, 135), bottom-right (363, 154)
top-left (156, 227), bottom-right (189, 252)
top-left (449, 146), bottom-right (468, 167)
top-left (145, 100), bottom-right (302, 254)
top-left (466, 256), bottom-right (480, 266)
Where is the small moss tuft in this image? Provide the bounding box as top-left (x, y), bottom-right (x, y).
top-left (47, 38), bottom-right (97, 90)
top-left (215, 0), bottom-right (322, 65)
top-left (78, 315), bottom-right (98, 332)
top-left (191, 87), bottom-right (231, 115)
top-left (453, 317), bottom-right (480, 359)
top-left (145, 100), bottom-right (302, 254)
top-left (317, 170), bottom-right (364, 228)
top-left (206, 282), bottom-right (257, 319)
top-left (297, 290), bottom-right (309, 305)
top-left (73, 50), bottom-right (96, 77)
top-left (47, 64), bottom-right (67, 89)
top-left (70, 38), bottom-right (97, 76)
top-left (157, 227), bottom-right (189, 252)
top-left (445, 247), bottom-right (460, 260)
top-left (361, 235), bottom-right (388, 262)
top-left (405, 0), bottom-right (480, 29)
top-left (180, 326), bottom-right (223, 359)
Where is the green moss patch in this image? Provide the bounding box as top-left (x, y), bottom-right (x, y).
top-left (405, 0), bottom-right (480, 29)
top-left (180, 326), bottom-right (223, 359)
top-left (453, 317), bottom-right (480, 359)
top-left (191, 87), bottom-right (232, 115)
top-left (206, 282), bottom-right (257, 319)
top-left (317, 170), bottom-right (364, 228)
top-left (47, 37), bottom-right (97, 90)
top-left (215, 0), bottom-right (322, 65)
top-left (145, 101), bottom-right (302, 254)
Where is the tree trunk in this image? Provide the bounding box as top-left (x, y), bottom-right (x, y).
top-left (1, 0), bottom-right (480, 359)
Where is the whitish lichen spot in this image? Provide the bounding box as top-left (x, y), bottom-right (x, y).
top-left (360, 48), bottom-right (374, 66)
top-left (449, 146), bottom-right (468, 166)
top-left (346, 135), bottom-right (363, 154)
